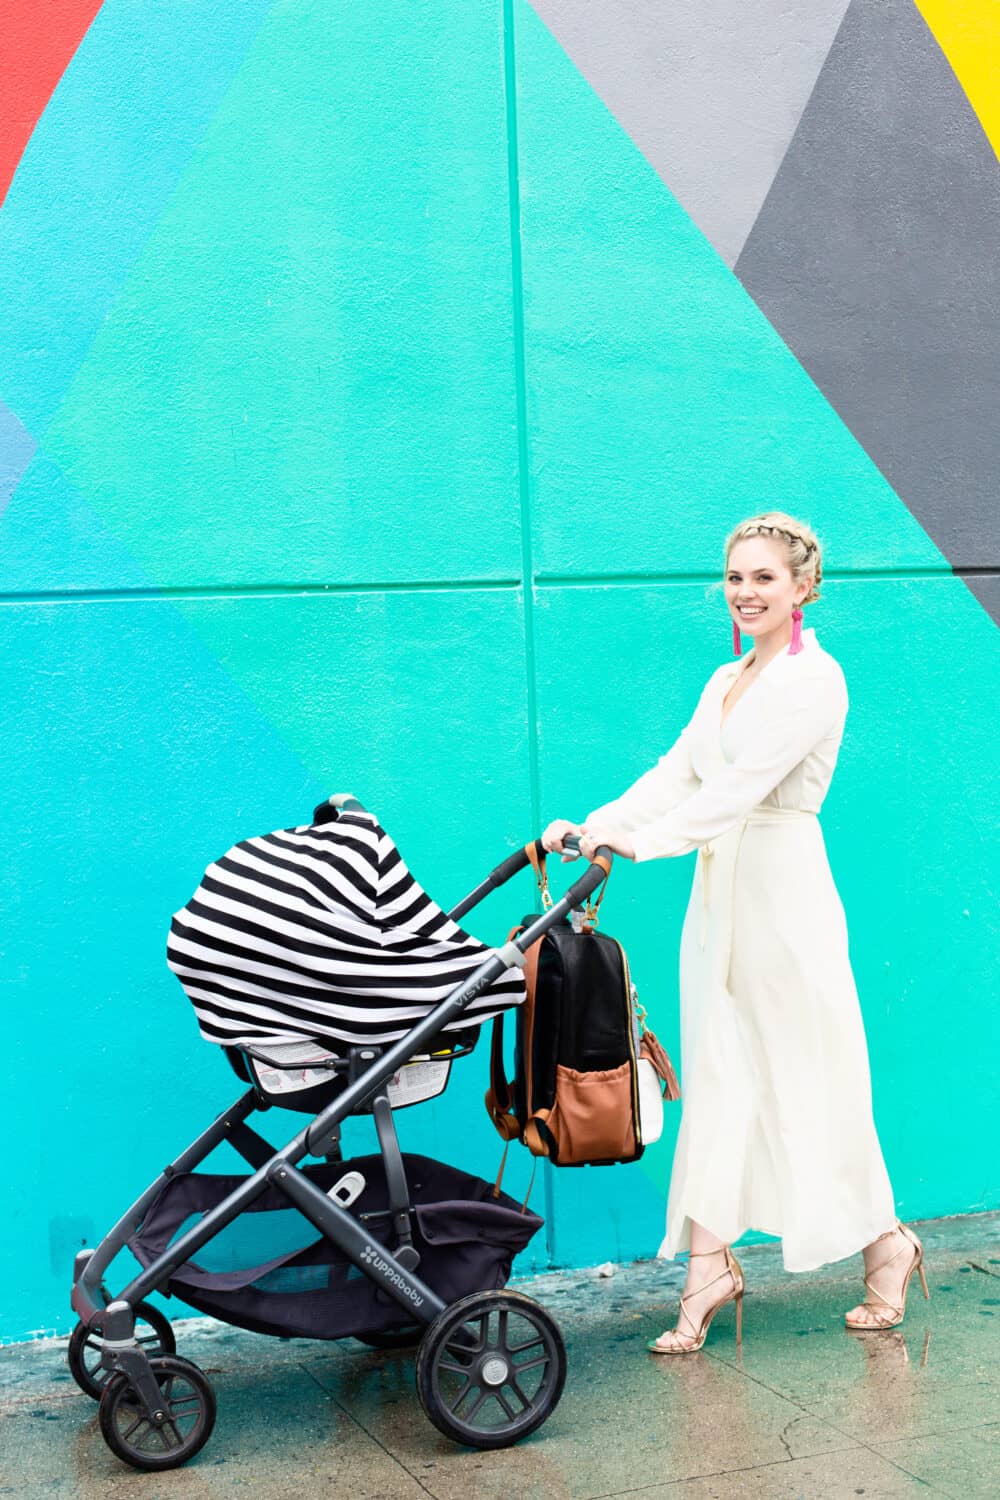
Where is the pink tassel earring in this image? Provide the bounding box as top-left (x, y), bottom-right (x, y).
top-left (732, 619), bottom-right (742, 656)
top-left (788, 607), bottom-right (804, 655)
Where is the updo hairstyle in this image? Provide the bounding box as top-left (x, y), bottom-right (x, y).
top-left (725, 512), bottom-right (823, 606)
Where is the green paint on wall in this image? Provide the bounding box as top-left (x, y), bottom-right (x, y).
top-left (40, 0), bottom-right (522, 588)
top-left (169, 587), bottom-right (536, 875)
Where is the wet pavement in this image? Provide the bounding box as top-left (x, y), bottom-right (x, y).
top-left (1, 1211), bottom-right (997, 1499)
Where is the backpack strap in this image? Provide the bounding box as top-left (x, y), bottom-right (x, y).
top-left (523, 1114), bottom-right (551, 1157)
top-left (525, 842), bottom-right (553, 909)
top-left (485, 1013), bottom-right (522, 1141)
top-left (491, 1142), bottom-right (539, 1211)
top-left (484, 925), bottom-right (543, 1142)
top-left (520, 920), bottom-right (554, 1157)
top-left (583, 855), bottom-right (612, 928)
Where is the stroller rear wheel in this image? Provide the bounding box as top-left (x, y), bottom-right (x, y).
top-left (98, 1354), bottom-right (216, 1471)
top-left (67, 1301), bottom-right (175, 1401)
top-left (416, 1289), bottom-right (566, 1449)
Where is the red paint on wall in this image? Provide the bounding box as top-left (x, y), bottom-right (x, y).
top-left (0, 0), bottom-right (105, 205)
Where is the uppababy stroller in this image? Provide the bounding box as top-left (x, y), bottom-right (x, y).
top-left (68, 797), bottom-right (614, 1470)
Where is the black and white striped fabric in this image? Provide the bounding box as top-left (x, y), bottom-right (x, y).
top-left (167, 811), bottom-right (525, 1050)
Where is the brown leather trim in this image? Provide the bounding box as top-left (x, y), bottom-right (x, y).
top-left (486, 923), bottom-right (542, 1146)
top-left (523, 937), bottom-right (542, 996)
top-left (492, 1141), bottom-right (510, 1198)
top-left (520, 1158), bottom-right (538, 1212)
top-left (484, 1087), bottom-right (523, 1140)
top-left (523, 1114), bottom-right (551, 1158)
top-left (640, 1030), bottom-right (681, 1102)
top-left (582, 858), bottom-right (612, 927)
top-left (524, 841), bottom-right (546, 889)
top-left (521, 937), bottom-right (542, 1130)
top-left (544, 1063), bottom-right (636, 1164)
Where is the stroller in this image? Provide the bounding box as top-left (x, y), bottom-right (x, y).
top-left (68, 797), bottom-right (614, 1470)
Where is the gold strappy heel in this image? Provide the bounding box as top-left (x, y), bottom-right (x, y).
top-left (845, 1222), bottom-right (930, 1331)
top-left (647, 1247), bottom-right (745, 1355)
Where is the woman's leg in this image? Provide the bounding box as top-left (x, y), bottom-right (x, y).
top-left (650, 1220), bottom-right (742, 1353)
top-left (845, 1223), bottom-right (928, 1329)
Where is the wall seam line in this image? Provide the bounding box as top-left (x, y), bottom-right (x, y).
top-left (535, 564), bottom-right (998, 586)
top-left (502, 0), bottom-right (541, 839)
top-left (2, 564), bottom-right (995, 608)
top-left (503, 0), bottom-right (558, 1264)
top-left (0, 578), bottom-right (522, 605)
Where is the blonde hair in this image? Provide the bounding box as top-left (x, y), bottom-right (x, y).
top-left (725, 512), bottom-right (823, 605)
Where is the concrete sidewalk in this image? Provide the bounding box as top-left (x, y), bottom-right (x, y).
top-left (1, 1211), bottom-right (997, 1499)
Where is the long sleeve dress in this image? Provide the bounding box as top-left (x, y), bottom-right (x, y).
top-left (586, 627), bottom-right (897, 1273)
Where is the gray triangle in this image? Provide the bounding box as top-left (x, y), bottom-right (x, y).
top-left (526, 0), bottom-right (852, 267)
top-left (735, 0), bottom-right (1000, 614)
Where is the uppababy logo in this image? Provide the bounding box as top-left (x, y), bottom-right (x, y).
top-left (360, 1244), bottom-right (424, 1308)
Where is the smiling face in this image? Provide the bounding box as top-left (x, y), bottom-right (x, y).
top-left (725, 535), bottom-right (811, 643)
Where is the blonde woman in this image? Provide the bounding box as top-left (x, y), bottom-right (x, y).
top-left (543, 513), bottom-right (928, 1353)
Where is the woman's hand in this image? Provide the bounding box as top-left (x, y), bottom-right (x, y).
top-left (541, 819), bottom-right (583, 860)
top-left (579, 825), bottom-right (636, 862)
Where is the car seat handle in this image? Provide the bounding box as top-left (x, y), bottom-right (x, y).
top-left (312, 793), bottom-right (368, 824)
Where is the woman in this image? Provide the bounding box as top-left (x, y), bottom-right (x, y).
top-left (542, 513), bottom-right (928, 1353)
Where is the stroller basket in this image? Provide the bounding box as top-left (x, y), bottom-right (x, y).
top-left (129, 1152), bottom-right (542, 1342)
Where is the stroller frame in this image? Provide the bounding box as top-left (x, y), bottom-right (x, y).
top-left (71, 820), bottom-right (612, 1465)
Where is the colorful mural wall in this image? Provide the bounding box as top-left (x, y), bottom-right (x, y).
top-left (2, 0), bottom-right (997, 1342)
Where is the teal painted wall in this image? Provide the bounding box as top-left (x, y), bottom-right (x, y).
top-left (1, 0), bottom-right (997, 1342)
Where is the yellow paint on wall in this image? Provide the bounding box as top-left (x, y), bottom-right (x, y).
top-left (914, 1), bottom-right (1000, 159)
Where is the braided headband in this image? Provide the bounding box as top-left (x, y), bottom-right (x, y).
top-left (734, 522), bottom-right (818, 557)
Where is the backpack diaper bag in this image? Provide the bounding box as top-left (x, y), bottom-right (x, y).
top-left (485, 851), bottom-right (679, 1167)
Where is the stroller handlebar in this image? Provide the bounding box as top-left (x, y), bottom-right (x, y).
top-left (558, 839), bottom-right (613, 915)
top-left (446, 833), bottom-right (612, 925)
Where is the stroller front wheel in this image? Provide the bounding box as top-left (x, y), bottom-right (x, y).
top-left (67, 1301), bottom-right (175, 1401)
top-left (416, 1289), bottom-right (566, 1449)
top-left (98, 1354), bottom-right (216, 1471)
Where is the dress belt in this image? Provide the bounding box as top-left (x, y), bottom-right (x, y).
top-left (699, 807), bottom-right (817, 947)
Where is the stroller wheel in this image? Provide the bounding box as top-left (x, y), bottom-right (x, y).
top-left (356, 1324), bottom-right (423, 1350)
top-left (416, 1290), bottom-right (566, 1449)
top-left (67, 1301), bottom-right (175, 1401)
top-left (98, 1354), bottom-right (216, 1471)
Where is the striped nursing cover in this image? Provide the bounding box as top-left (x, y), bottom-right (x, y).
top-left (167, 809), bottom-right (525, 1050)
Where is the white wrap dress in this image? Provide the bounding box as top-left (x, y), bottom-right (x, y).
top-left (586, 628), bottom-right (897, 1272)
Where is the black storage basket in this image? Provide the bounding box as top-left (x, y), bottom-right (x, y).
top-left (128, 1153), bottom-right (542, 1341)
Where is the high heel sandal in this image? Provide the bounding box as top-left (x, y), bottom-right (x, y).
top-left (845, 1222), bottom-right (930, 1331)
top-left (647, 1246), bottom-right (745, 1355)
